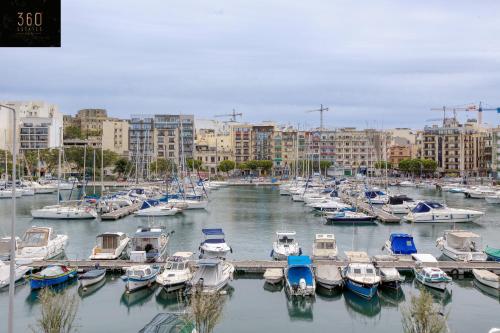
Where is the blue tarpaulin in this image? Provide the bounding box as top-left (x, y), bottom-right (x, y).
top-left (390, 233), bottom-right (417, 255)
top-left (287, 256), bottom-right (313, 285)
top-left (202, 228), bottom-right (224, 236)
top-left (140, 199), bottom-right (159, 210)
top-left (287, 255), bottom-right (312, 266)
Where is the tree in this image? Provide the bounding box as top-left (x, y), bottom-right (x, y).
top-left (401, 289), bottom-right (448, 333)
top-left (150, 158), bottom-right (177, 176)
top-left (257, 160), bottom-right (273, 174)
top-left (187, 158), bottom-right (203, 170)
top-left (218, 160), bottom-right (235, 174)
top-left (319, 160), bottom-right (332, 171)
top-left (375, 160), bottom-right (392, 169)
top-left (246, 160), bottom-right (258, 171)
top-left (114, 158), bottom-right (130, 177)
top-left (421, 159), bottom-right (437, 175)
top-left (236, 162), bottom-right (248, 170)
top-left (63, 126), bottom-right (83, 140)
top-left (187, 286), bottom-right (226, 333)
top-left (32, 288), bottom-right (79, 333)
top-left (409, 159), bottom-right (423, 175)
top-left (398, 159), bottom-right (412, 174)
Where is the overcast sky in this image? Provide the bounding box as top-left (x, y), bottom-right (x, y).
top-left (2, 0), bottom-right (500, 129)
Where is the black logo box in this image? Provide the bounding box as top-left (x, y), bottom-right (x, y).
top-left (0, 0), bottom-right (61, 47)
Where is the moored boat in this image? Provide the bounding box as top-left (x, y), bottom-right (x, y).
top-left (0, 261), bottom-right (31, 289)
top-left (378, 267), bottom-right (403, 289)
top-left (403, 201), bottom-right (483, 223)
top-left (436, 230), bottom-right (487, 262)
top-left (123, 265), bottom-right (160, 292)
top-left (325, 211), bottom-right (376, 224)
top-left (30, 264), bottom-right (77, 289)
top-left (485, 246), bottom-right (500, 262)
top-left (315, 264), bottom-right (343, 290)
top-left (31, 204), bottom-right (97, 220)
top-left (16, 226), bottom-right (68, 261)
top-left (89, 232), bottom-right (130, 260)
top-left (412, 253), bottom-right (451, 292)
top-left (199, 228), bottom-right (232, 259)
top-left (383, 233), bottom-right (417, 257)
top-left (186, 258), bottom-right (234, 293)
top-left (472, 269), bottom-right (499, 290)
top-left (264, 268), bottom-right (284, 284)
top-left (134, 199), bottom-right (181, 216)
top-left (312, 233), bottom-right (337, 260)
top-left (343, 260), bottom-right (380, 299)
top-left (271, 231), bottom-right (301, 260)
top-left (130, 226), bottom-right (171, 263)
top-left (79, 268), bottom-right (106, 289)
top-left (156, 252), bottom-right (194, 292)
top-left (284, 255), bottom-right (316, 297)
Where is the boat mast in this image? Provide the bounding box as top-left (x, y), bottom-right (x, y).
top-left (93, 148), bottom-right (96, 194)
top-left (82, 145), bottom-right (87, 197)
top-left (4, 129), bottom-right (7, 188)
top-left (135, 130), bottom-right (139, 184)
top-left (57, 127), bottom-right (62, 204)
top-left (101, 145), bottom-right (104, 194)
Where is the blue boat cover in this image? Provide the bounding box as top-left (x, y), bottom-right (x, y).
top-left (365, 191), bottom-right (385, 199)
top-left (202, 228), bottom-right (224, 236)
top-left (390, 233), bottom-right (417, 255)
top-left (287, 255), bottom-right (312, 267)
top-left (140, 199), bottom-right (159, 210)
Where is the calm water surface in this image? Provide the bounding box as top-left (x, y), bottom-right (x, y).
top-left (0, 186), bottom-right (499, 332)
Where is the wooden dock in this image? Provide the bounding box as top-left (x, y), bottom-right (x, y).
top-left (25, 258), bottom-right (500, 276)
top-left (100, 203), bottom-right (141, 220)
top-left (341, 195), bottom-right (401, 223)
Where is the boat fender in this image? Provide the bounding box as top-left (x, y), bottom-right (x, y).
top-left (270, 250), bottom-right (274, 258)
top-left (450, 269), bottom-right (459, 276)
top-left (230, 247), bottom-right (233, 254)
top-left (299, 248), bottom-right (303, 256)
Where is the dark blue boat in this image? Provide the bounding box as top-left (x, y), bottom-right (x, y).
top-left (30, 265), bottom-right (77, 289)
top-left (386, 233), bottom-right (417, 255)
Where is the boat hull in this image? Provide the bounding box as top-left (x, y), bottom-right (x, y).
top-left (472, 270), bottom-right (500, 289)
top-left (345, 279), bottom-right (378, 299)
top-left (80, 271), bottom-right (106, 288)
top-left (414, 271), bottom-right (450, 291)
top-left (440, 246), bottom-right (487, 262)
top-left (30, 270), bottom-right (77, 289)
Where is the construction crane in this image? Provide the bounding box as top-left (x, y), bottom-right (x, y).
top-left (214, 109), bottom-right (243, 122)
top-left (305, 104), bottom-right (330, 130)
top-left (431, 102), bottom-right (500, 126)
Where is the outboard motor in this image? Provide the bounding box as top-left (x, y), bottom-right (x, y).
top-left (299, 278), bottom-right (306, 290)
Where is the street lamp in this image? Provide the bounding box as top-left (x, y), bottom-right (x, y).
top-left (0, 104), bottom-right (17, 333)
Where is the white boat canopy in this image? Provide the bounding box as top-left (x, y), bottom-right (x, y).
top-left (412, 253), bottom-right (438, 263)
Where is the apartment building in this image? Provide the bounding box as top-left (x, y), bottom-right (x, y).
top-left (74, 109), bottom-right (109, 134)
top-left (491, 127), bottom-right (500, 179)
top-left (252, 124), bottom-right (275, 161)
top-left (102, 119), bottom-right (129, 156)
top-left (419, 118), bottom-right (488, 177)
top-left (0, 101), bottom-right (63, 153)
top-left (194, 127), bottom-right (233, 174)
top-left (231, 124), bottom-right (252, 164)
top-left (388, 145), bottom-right (411, 168)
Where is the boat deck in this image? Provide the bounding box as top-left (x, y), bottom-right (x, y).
top-left (21, 258), bottom-right (500, 275)
top-left (100, 203), bottom-right (141, 220)
top-left (341, 195), bottom-right (401, 223)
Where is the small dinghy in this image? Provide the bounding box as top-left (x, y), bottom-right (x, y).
top-left (30, 264), bottom-right (77, 289)
top-left (472, 269), bottom-right (500, 290)
top-left (122, 265), bottom-right (160, 292)
top-left (485, 246), bottom-right (500, 262)
top-left (378, 267), bottom-right (403, 289)
top-left (264, 268), bottom-right (284, 284)
top-left (79, 268), bottom-right (106, 289)
top-left (315, 264), bottom-right (343, 290)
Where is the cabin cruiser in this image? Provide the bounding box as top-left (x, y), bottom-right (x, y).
top-left (134, 199), bottom-right (181, 217)
top-left (285, 255), bottom-right (316, 296)
top-left (272, 231), bottom-right (301, 260)
top-left (199, 228), bottom-right (232, 259)
top-left (399, 180), bottom-right (416, 187)
top-left (307, 200), bottom-right (352, 213)
top-left (436, 230), bottom-right (487, 262)
top-left (156, 252), bottom-right (194, 292)
top-left (89, 232), bottom-right (130, 260)
top-left (0, 237), bottom-right (19, 261)
top-left (403, 201), bottom-right (484, 223)
top-left (485, 192), bottom-right (500, 204)
top-left (16, 226), bottom-right (68, 260)
top-left (130, 227), bottom-right (171, 263)
top-left (0, 188), bottom-right (22, 198)
top-left (325, 211), bottom-right (376, 224)
top-left (123, 265), bottom-right (161, 292)
top-left (31, 182), bottom-right (57, 194)
top-left (31, 204), bottom-right (98, 219)
top-left (464, 186), bottom-right (496, 199)
top-left (186, 258), bottom-right (234, 293)
top-left (312, 234), bottom-right (338, 259)
top-left (167, 198), bottom-right (208, 210)
top-left (363, 190), bottom-right (389, 205)
top-left (343, 261), bottom-right (380, 299)
top-left (0, 261), bottom-right (31, 289)
top-left (412, 253), bottom-right (451, 292)
top-left (383, 233), bottom-right (417, 256)
top-left (382, 195), bottom-right (418, 214)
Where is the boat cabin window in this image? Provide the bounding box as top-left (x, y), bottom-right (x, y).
top-left (353, 268), bottom-right (362, 274)
top-left (316, 242), bottom-right (335, 249)
top-left (133, 237), bottom-right (158, 251)
top-left (101, 235), bottom-right (118, 249)
top-left (279, 236), bottom-right (294, 244)
top-left (427, 202), bottom-right (444, 209)
top-left (145, 268), bottom-right (151, 275)
top-left (431, 273), bottom-right (439, 278)
top-left (21, 231), bottom-right (48, 247)
top-left (366, 268), bottom-right (374, 274)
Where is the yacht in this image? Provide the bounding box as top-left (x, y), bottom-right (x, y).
top-left (284, 255), bottom-right (316, 296)
top-left (307, 200), bottom-right (352, 213)
top-left (16, 226), bottom-right (68, 260)
top-left (89, 232), bottom-right (130, 260)
top-left (363, 190), bottom-right (389, 205)
top-left (436, 230), bottom-right (487, 262)
top-left (403, 201), bottom-right (484, 223)
top-left (0, 261), bottom-right (31, 289)
top-left (383, 233), bottom-right (417, 256)
top-left (130, 226), bottom-right (171, 263)
top-left (382, 195), bottom-right (417, 214)
top-left (312, 234), bottom-right (338, 259)
top-left (464, 186), bottom-right (496, 199)
top-left (134, 199), bottom-right (181, 217)
top-left (325, 211), bottom-right (376, 224)
top-left (399, 180), bottom-right (416, 187)
top-left (186, 258), bottom-right (234, 293)
top-left (31, 204), bottom-right (98, 219)
top-left (31, 182), bottom-right (57, 194)
top-left (167, 198), bottom-right (208, 210)
top-left (199, 228), bottom-right (232, 259)
top-left (0, 188), bottom-right (22, 198)
top-left (271, 231), bottom-right (301, 260)
top-left (156, 252), bottom-right (194, 292)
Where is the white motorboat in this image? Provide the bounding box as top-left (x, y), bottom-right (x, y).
top-left (264, 268), bottom-right (284, 284)
top-left (130, 226), bottom-right (171, 263)
top-left (436, 230), bottom-right (487, 262)
top-left (168, 198), bottom-right (208, 210)
top-left (315, 264), bottom-right (343, 290)
top-left (399, 180), bottom-right (416, 187)
top-left (325, 211), bottom-right (377, 224)
top-left (187, 258), bottom-right (234, 293)
top-left (465, 186), bottom-right (496, 199)
top-left (485, 192), bottom-right (500, 204)
top-left (31, 182), bottom-right (57, 194)
top-left (308, 200), bottom-right (351, 212)
top-left (0, 188), bottom-right (22, 198)
top-left (342, 260), bottom-right (380, 299)
top-left (472, 269), bottom-right (499, 290)
top-left (199, 228), bottom-right (232, 259)
top-left (134, 199), bottom-right (181, 216)
top-left (89, 232), bottom-right (130, 260)
top-left (156, 252), bottom-right (194, 292)
top-left (412, 253), bottom-right (451, 292)
top-left (31, 204), bottom-right (98, 219)
top-left (382, 195), bottom-right (418, 214)
top-left (0, 236), bottom-right (19, 261)
top-left (312, 233), bottom-right (338, 259)
top-left (0, 261), bottom-right (31, 289)
top-left (403, 201), bottom-right (484, 223)
top-left (123, 265), bottom-right (160, 292)
top-left (272, 231), bottom-right (301, 260)
top-left (378, 267), bottom-right (403, 289)
top-left (79, 268), bottom-right (106, 289)
top-left (16, 226), bottom-right (68, 261)
top-left (363, 189), bottom-right (389, 205)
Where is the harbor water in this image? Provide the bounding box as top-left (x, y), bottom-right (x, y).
top-left (0, 186), bottom-right (499, 332)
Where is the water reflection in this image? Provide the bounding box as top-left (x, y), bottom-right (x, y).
top-left (473, 280), bottom-right (500, 301)
top-left (120, 286), bottom-right (156, 310)
top-left (315, 285), bottom-right (342, 301)
top-left (286, 297), bottom-right (314, 321)
top-left (78, 277), bottom-right (106, 299)
top-left (263, 282), bottom-right (283, 293)
top-left (378, 288), bottom-right (405, 308)
top-left (343, 291), bottom-right (381, 319)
